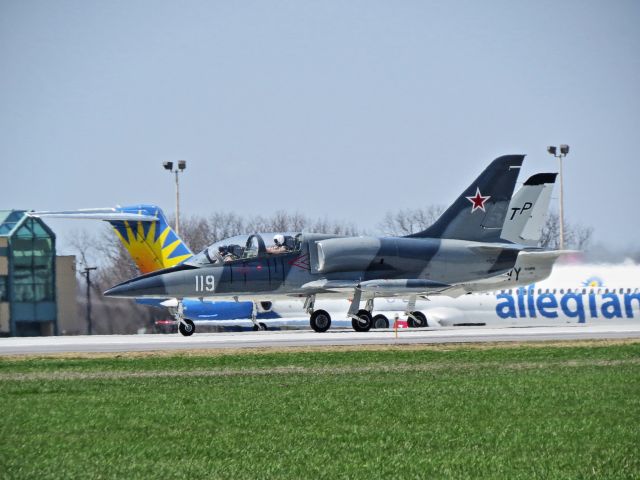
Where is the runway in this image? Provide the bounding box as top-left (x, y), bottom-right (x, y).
top-left (1, 324), bottom-right (640, 355)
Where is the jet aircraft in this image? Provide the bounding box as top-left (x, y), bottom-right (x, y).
top-left (30, 166), bottom-right (558, 334)
top-left (102, 155), bottom-right (568, 333)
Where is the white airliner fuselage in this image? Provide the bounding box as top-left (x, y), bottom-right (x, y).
top-left (249, 263), bottom-right (640, 328)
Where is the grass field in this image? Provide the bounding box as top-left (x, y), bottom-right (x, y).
top-left (1, 341), bottom-right (639, 479)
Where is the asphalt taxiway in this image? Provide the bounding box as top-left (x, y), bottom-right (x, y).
top-left (1, 324), bottom-right (639, 355)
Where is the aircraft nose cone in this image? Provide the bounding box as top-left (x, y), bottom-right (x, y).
top-left (104, 274), bottom-right (167, 298)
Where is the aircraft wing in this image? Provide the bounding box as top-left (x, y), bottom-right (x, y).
top-left (300, 279), bottom-right (451, 296)
top-left (28, 208), bottom-right (158, 222)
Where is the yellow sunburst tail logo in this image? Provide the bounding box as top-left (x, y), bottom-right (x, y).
top-left (109, 205), bottom-right (194, 274)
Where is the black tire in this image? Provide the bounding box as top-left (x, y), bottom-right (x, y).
top-left (372, 314), bottom-right (389, 329)
top-left (259, 322), bottom-right (267, 331)
top-left (352, 309), bottom-right (373, 332)
top-left (178, 319), bottom-right (195, 336)
top-left (310, 310), bottom-right (331, 333)
top-left (407, 311), bottom-right (428, 328)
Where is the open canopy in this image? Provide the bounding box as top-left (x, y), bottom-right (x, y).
top-left (187, 232), bottom-right (303, 266)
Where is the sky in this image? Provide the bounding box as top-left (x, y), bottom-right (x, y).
top-left (1, 0), bottom-right (639, 255)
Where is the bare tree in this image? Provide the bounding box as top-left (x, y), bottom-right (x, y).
top-left (539, 212), bottom-right (593, 250)
top-left (378, 206), bottom-right (445, 236)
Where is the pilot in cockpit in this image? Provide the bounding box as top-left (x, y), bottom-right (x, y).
top-left (218, 246), bottom-right (239, 262)
top-left (267, 234), bottom-right (297, 254)
top-left (267, 234), bottom-right (287, 254)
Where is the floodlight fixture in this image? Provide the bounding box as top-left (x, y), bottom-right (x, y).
top-left (546, 144), bottom-right (571, 250)
top-left (162, 160), bottom-right (187, 235)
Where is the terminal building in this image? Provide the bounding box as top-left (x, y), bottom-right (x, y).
top-left (0, 211), bottom-right (78, 336)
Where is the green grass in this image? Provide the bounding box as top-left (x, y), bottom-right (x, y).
top-left (1, 342), bottom-right (639, 479)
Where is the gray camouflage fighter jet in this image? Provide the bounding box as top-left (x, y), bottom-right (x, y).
top-left (105, 155), bottom-right (551, 333)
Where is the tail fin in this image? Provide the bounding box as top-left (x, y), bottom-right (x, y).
top-left (500, 173), bottom-right (557, 246)
top-left (29, 204), bottom-right (193, 274)
top-left (407, 155), bottom-right (524, 242)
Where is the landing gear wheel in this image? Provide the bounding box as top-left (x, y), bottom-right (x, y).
top-left (310, 310), bottom-right (331, 332)
top-left (352, 309), bottom-right (373, 332)
top-left (252, 322), bottom-right (268, 331)
top-left (407, 311), bottom-right (428, 328)
top-left (372, 314), bottom-right (389, 329)
top-left (179, 319), bottom-right (195, 336)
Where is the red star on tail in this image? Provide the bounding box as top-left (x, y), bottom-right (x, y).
top-left (466, 187), bottom-right (490, 213)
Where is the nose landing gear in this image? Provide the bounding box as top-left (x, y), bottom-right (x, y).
top-left (172, 301), bottom-right (196, 336)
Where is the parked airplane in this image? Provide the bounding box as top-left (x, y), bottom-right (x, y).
top-left (102, 155), bottom-right (566, 334)
top-left (368, 263), bottom-right (640, 327)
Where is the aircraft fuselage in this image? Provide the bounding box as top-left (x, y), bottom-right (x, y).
top-left (105, 235), bottom-right (520, 300)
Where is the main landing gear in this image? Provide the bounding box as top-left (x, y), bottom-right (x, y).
top-left (405, 295), bottom-right (428, 328)
top-left (306, 290), bottom-right (376, 333)
top-left (173, 301), bottom-right (196, 336)
top-left (348, 292), bottom-right (373, 332)
top-left (407, 311), bottom-right (428, 328)
top-left (306, 295), bottom-right (332, 333)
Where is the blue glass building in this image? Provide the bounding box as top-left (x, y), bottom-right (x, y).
top-left (0, 211), bottom-right (58, 336)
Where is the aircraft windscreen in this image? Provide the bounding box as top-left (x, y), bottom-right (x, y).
top-left (187, 232), bottom-right (302, 266)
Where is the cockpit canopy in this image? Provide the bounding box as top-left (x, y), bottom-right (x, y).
top-left (188, 232), bottom-right (303, 266)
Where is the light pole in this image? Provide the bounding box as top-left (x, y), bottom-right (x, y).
top-left (162, 160), bottom-right (187, 235)
top-left (546, 144), bottom-right (570, 249)
top-left (81, 266), bottom-right (97, 335)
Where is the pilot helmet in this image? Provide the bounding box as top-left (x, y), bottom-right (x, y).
top-left (273, 234), bottom-right (285, 246)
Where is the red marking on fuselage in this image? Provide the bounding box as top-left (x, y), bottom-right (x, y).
top-left (289, 254), bottom-right (310, 270)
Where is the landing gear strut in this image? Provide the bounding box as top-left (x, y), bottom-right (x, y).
top-left (348, 289), bottom-right (373, 332)
top-left (250, 302), bottom-right (267, 331)
top-left (407, 311), bottom-right (428, 328)
top-left (405, 295), bottom-right (428, 328)
top-left (173, 300), bottom-right (196, 336)
top-left (352, 309), bottom-right (372, 332)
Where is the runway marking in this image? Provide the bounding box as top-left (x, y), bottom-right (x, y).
top-left (2, 358), bottom-right (638, 382)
